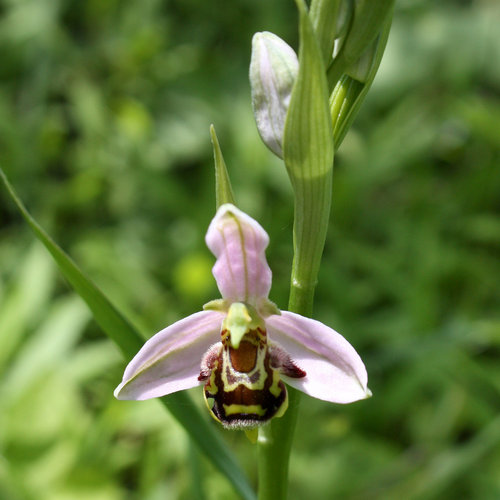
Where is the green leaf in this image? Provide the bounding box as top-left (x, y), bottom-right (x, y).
top-left (0, 244), bottom-right (56, 369)
top-left (327, 0), bottom-right (395, 89)
top-left (342, 0), bottom-right (395, 66)
top-left (330, 15), bottom-right (393, 150)
top-left (0, 167), bottom-right (256, 500)
top-left (309, 0), bottom-right (341, 66)
top-left (210, 124), bottom-right (236, 209)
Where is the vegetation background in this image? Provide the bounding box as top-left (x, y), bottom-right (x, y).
top-left (0, 0), bottom-right (499, 498)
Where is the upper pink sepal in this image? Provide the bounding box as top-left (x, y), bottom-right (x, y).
top-left (114, 310), bottom-right (224, 400)
top-left (266, 312), bottom-right (370, 404)
top-left (205, 204), bottom-right (272, 304)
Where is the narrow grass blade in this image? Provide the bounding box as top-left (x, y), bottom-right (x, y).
top-left (0, 167), bottom-right (256, 500)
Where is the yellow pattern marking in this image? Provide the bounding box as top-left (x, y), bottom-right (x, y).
top-left (223, 403), bottom-right (266, 416)
top-left (206, 362), bottom-right (219, 395)
top-left (274, 390), bottom-right (288, 418)
top-left (220, 347), bottom-right (268, 391)
top-left (269, 368), bottom-right (282, 398)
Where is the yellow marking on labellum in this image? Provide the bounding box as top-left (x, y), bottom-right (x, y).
top-left (223, 403), bottom-right (266, 416)
top-left (205, 395), bottom-right (215, 410)
top-left (206, 366), bottom-right (219, 395)
top-left (200, 317), bottom-right (302, 429)
top-left (269, 368), bottom-right (282, 398)
top-left (220, 346), bottom-right (268, 392)
top-left (204, 395), bottom-right (223, 425)
top-left (274, 389), bottom-right (288, 419)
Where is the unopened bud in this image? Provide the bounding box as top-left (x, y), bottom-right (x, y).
top-left (250, 31), bottom-right (299, 158)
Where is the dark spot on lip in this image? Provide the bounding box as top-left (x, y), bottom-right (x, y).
top-left (229, 340), bottom-right (258, 372)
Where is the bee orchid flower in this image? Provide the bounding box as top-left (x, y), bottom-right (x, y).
top-left (114, 204), bottom-right (371, 429)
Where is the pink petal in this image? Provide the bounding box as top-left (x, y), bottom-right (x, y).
top-left (205, 204), bottom-right (272, 304)
top-left (114, 310), bottom-right (224, 400)
top-left (266, 312), bottom-right (370, 404)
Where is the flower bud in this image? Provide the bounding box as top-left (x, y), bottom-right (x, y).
top-left (250, 31), bottom-right (299, 158)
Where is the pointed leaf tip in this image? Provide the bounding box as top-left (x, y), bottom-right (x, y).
top-left (210, 125), bottom-right (235, 209)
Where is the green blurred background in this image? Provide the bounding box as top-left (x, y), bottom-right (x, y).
top-left (1, 0), bottom-right (499, 498)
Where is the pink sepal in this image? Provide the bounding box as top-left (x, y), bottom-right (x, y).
top-left (205, 204), bottom-right (272, 304)
top-left (114, 310), bottom-right (224, 400)
top-left (266, 312), bottom-right (370, 404)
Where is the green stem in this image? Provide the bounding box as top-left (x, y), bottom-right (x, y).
top-left (257, 126), bottom-right (332, 500)
top-left (257, 259), bottom-right (319, 500)
top-left (257, 387), bottom-right (301, 500)
top-left (288, 282), bottom-right (315, 318)
top-left (256, 1), bottom-right (333, 497)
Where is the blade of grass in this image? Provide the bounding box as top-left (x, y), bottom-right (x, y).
top-left (0, 167), bottom-right (256, 500)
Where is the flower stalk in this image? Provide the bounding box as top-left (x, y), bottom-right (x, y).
top-left (250, 0), bottom-right (394, 498)
top-left (257, 0), bottom-right (333, 498)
